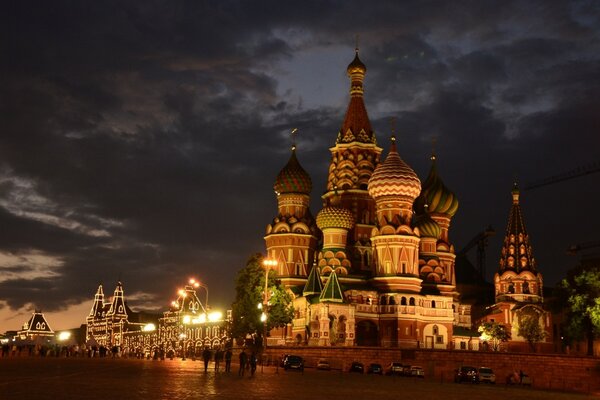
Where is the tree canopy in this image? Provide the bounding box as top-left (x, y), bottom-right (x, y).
top-left (517, 310), bottom-right (547, 352)
top-left (478, 321), bottom-right (511, 351)
top-left (230, 254), bottom-right (293, 346)
top-left (558, 259), bottom-right (600, 355)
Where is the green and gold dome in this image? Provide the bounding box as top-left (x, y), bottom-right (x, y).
top-left (274, 146), bottom-right (312, 195)
top-left (316, 203), bottom-right (355, 230)
top-left (413, 208), bottom-right (442, 239)
top-left (417, 155), bottom-right (459, 217)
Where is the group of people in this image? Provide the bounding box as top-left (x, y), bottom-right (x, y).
top-left (199, 347), bottom-right (233, 372)
top-left (237, 348), bottom-right (258, 377)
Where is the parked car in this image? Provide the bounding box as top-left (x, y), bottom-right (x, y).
top-left (410, 366), bottom-right (425, 378)
top-left (368, 363), bottom-right (383, 374)
top-left (454, 366), bottom-right (479, 383)
top-left (279, 354), bottom-right (289, 367)
top-left (478, 367), bottom-right (496, 384)
top-left (283, 355), bottom-right (304, 371)
top-left (349, 361), bottom-right (364, 373)
top-left (387, 362), bottom-right (404, 376)
top-left (316, 358), bottom-right (331, 370)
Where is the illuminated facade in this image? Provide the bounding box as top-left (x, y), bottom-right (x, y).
top-left (17, 310), bottom-right (54, 341)
top-left (480, 185), bottom-right (553, 351)
top-left (86, 280), bottom-right (231, 356)
top-left (264, 50), bottom-right (472, 348)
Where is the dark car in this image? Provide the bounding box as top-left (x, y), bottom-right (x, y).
top-left (387, 362), bottom-right (404, 376)
top-left (454, 366), bottom-right (479, 383)
top-left (349, 361), bottom-right (364, 373)
top-left (283, 355), bottom-right (304, 371)
top-left (368, 363), bottom-right (383, 374)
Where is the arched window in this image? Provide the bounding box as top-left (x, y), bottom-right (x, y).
top-left (401, 297), bottom-right (407, 306)
top-left (409, 297), bottom-right (415, 306)
top-left (389, 296), bottom-right (396, 305)
top-left (433, 325), bottom-right (439, 335)
top-left (431, 300), bottom-right (436, 308)
top-left (380, 296), bottom-right (387, 305)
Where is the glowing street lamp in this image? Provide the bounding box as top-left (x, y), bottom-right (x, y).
top-left (262, 258), bottom-right (277, 349)
top-left (189, 278), bottom-right (209, 311)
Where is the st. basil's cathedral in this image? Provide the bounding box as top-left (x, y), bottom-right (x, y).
top-left (263, 50), bottom-right (553, 350)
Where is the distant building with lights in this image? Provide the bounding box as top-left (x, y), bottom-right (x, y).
top-left (263, 50), bottom-right (478, 349)
top-left (17, 310), bottom-right (54, 341)
top-left (85, 281), bottom-right (231, 357)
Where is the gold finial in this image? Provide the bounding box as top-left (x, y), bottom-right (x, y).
top-left (355, 34), bottom-right (359, 53)
top-left (291, 128), bottom-right (298, 151)
top-left (431, 136), bottom-right (437, 161)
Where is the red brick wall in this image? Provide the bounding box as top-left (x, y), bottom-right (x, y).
top-left (263, 346), bottom-right (600, 394)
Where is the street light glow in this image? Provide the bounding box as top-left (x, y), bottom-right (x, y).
top-left (58, 331), bottom-right (71, 341)
top-left (182, 315), bottom-right (191, 324)
top-left (208, 311), bottom-right (223, 322)
top-left (143, 323), bottom-right (156, 332)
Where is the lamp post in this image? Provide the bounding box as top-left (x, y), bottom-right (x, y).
top-left (189, 279), bottom-right (209, 311)
top-left (262, 258), bottom-right (277, 350)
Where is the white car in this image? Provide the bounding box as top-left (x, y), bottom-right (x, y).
top-left (410, 366), bottom-right (425, 378)
top-left (478, 367), bottom-right (496, 383)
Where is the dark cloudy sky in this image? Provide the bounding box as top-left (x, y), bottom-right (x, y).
top-left (1, 1), bottom-right (599, 330)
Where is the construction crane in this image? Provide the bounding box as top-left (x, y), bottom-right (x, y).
top-left (458, 225), bottom-right (496, 280)
top-left (524, 161), bottom-right (600, 191)
top-left (567, 241), bottom-right (600, 256)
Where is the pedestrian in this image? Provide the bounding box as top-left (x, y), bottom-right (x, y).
top-left (249, 351), bottom-right (257, 377)
top-left (214, 349), bottom-right (223, 371)
top-left (202, 347), bottom-right (212, 372)
top-left (519, 370), bottom-right (524, 384)
top-left (225, 348), bottom-right (232, 372)
top-left (238, 348), bottom-right (247, 377)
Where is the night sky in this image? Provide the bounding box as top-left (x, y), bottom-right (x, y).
top-left (1, 1), bottom-right (599, 331)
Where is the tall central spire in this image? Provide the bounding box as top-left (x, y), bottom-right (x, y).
top-left (338, 49), bottom-right (375, 144)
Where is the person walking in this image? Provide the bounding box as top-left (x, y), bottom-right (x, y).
top-left (249, 351), bottom-right (257, 377)
top-left (224, 348), bottom-right (232, 372)
top-left (202, 347), bottom-right (212, 372)
top-left (214, 349), bottom-right (223, 372)
top-left (238, 348), bottom-right (247, 377)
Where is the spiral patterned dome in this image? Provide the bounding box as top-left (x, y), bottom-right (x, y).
top-left (418, 155), bottom-right (459, 217)
top-left (368, 137), bottom-right (421, 201)
top-left (316, 205), bottom-right (355, 230)
top-left (413, 210), bottom-right (442, 239)
top-left (274, 146), bottom-right (312, 195)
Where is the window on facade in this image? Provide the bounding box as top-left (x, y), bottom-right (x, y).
top-left (460, 341), bottom-right (466, 350)
top-left (436, 336), bottom-right (444, 344)
top-left (433, 325), bottom-right (439, 335)
top-left (431, 300), bottom-right (436, 308)
top-left (389, 296), bottom-right (396, 305)
top-left (401, 297), bottom-right (407, 305)
top-left (409, 297), bottom-right (415, 306)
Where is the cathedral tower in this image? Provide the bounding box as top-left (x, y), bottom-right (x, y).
top-left (265, 143), bottom-right (318, 288)
top-left (324, 49), bottom-right (382, 272)
top-left (368, 136), bottom-right (422, 292)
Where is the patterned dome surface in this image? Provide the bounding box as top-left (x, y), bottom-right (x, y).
top-left (419, 157), bottom-right (458, 217)
top-left (316, 205), bottom-right (354, 230)
top-left (368, 138), bottom-right (421, 201)
top-left (274, 147), bottom-right (312, 195)
top-left (413, 212), bottom-right (442, 239)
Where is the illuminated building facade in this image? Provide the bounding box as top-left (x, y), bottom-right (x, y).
top-left (264, 50), bottom-right (472, 348)
top-left (480, 185), bottom-right (553, 351)
top-left (86, 280), bottom-right (231, 357)
top-left (17, 310), bottom-right (54, 341)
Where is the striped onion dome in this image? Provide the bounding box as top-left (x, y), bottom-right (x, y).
top-left (418, 154), bottom-right (458, 217)
top-left (274, 146), bottom-right (312, 195)
top-left (368, 137), bottom-right (421, 202)
top-left (316, 197), bottom-right (354, 230)
top-left (413, 207), bottom-right (442, 239)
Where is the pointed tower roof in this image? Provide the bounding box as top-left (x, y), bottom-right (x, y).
top-left (368, 136), bottom-right (421, 201)
top-left (89, 284), bottom-right (105, 318)
top-left (498, 183), bottom-right (537, 273)
top-left (416, 153), bottom-right (459, 217)
top-left (303, 265), bottom-right (324, 296)
top-left (107, 281), bottom-right (128, 318)
top-left (319, 271), bottom-right (344, 303)
top-left (20, 310), bottom-right (54, 336)
top-left (274, 145), bottom-right (312, 196)
top-left (338, 49), bottom-right (375, 144)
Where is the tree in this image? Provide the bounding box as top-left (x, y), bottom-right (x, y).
top-left (478, 321), bottom-right (511, 351)
top-left (230, 254), bottom-right (294, 346)
top-left (517, 312), bottom-right (547, 352)
top-left (558, 260), bottom-right (600, 355)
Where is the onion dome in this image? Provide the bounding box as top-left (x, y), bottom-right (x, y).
top-left (413, 206), bottom-right (442, 239)
top-left (273, 145), bottom-right (312, 195)
top-left (347, 49), bottom-right (366, 75)
top-left (368, 136), bottom-right (421, 201)
top-left (316, 195), bottom-right (354, 230)
top-left (418, 154), bottom-right (459, 217)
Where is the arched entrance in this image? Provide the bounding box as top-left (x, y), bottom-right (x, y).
top-left (355, 320), bottom-right (378, 346)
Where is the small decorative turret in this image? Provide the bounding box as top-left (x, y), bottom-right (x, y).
top-left (89, 284), bottom-right (105, 318)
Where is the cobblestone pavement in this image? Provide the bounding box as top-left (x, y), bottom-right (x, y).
top-left (0, 358), bottom-right (596, 400)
